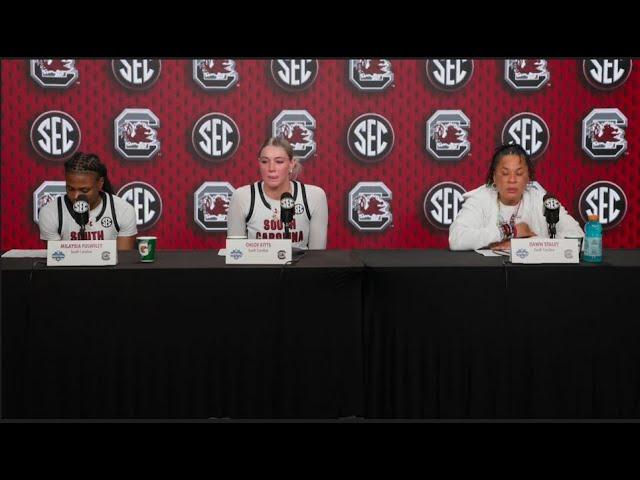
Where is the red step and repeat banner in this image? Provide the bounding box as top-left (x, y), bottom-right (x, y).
top-left (1, 59), bottom-right (637, 250)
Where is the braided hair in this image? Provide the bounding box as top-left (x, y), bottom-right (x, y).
top-left (64, 152), bottom-right (114, 194)
top-left (485, 143), bottom-right (535, 187)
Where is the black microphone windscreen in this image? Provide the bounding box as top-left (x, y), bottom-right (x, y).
top-left (73, 195), bottom-right (90, 225)
top-left (280, 192), bottom-right (294, 224)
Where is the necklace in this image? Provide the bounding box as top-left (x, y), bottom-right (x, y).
top-left (497, 196), bottom-right (523, 229)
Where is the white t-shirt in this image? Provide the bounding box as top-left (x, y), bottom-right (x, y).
top-left (39, 192), bottom-right (138, 241)
top-left (226, 181), bottom-right (328, 249)
top-left (497, 201), bottom-right (529, 227)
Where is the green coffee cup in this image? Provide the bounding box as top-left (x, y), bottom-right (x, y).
top-left (136, 236), bottom-right (157, 262)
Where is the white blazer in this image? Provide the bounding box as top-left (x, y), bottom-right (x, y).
top-left (449, 184), bottom-right (584, 251)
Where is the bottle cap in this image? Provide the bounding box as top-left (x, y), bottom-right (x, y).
top-left (587, 214), bottom-right (599, 222)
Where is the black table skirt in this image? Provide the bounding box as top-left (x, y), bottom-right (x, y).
top-left (3, 249), bottom-right (640, 419)
top-left (2, 250), bottom-right (364, 419)
top-left (356, 249), bottom-right (640, 419)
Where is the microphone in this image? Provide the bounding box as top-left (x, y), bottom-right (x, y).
top-left (72, 194), bottom-right (90, 239)
top-left (280, 192), bottom-right (295, 240)
top-left (543, 194), bottom-right (561, 239)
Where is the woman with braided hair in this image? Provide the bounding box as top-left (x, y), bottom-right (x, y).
top-left (449, 144), bottom-right (584, 251)
top-left (38, 152), bottom-right (138, 250)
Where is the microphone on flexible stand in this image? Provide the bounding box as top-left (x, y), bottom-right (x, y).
top-left (543, 194), bottom-right (561, 239)
top-left (72, 194), bottom-right (90, 239)
top-left (280, 192), bottom-right (295, 240)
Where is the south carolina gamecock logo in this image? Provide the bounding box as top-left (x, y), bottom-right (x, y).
top-left (194, 182), bottom-right (235, 232)
top-left (504, 59), bottom-right (550, 90)
top-left (349, 59), bottom-right (394, 91)
top-left (32, 181), bottom-right (67, 224)
top-left (348, 182), bottom-right (393, 232)
top-left (193, 59), bottom-right (239, 90)
top-left (272, 110), bottom-right (316, 161)
top-left (426, 110), bottom-right (470, 160)
top-left (30, 59), bottom-right (78, 88)
top-left (114, 109), bottom-right (161, 160)
top-left (582, 108), bottom-right (628, 160)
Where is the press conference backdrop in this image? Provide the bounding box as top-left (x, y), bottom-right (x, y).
top-left (1, 59), bottom-right (637, 250)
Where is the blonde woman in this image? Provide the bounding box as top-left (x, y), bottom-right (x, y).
top-left (226, 137), bottom-right (328, 249)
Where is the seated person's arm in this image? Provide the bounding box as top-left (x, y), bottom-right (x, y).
top-left (307, 188), bottom-right (328, 250)
top-left (117, 235), bottom-right (136, 250)
top-left (117, 201), bottom-right (138, 250)
top-left (38, 202), bottom-right (62, 243)
top-left (449, 196), bottom-right (502, 251)
top-left (226, 190), bottom-right (248, 237)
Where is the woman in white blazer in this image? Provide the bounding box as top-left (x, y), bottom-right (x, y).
top-left (449, 144), bottom-right (584, 251)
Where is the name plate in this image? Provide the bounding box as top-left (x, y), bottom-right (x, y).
top-left (225, 239), bottom-right (292, 265)
top-left (510, 238), bottom-right (580, 264)
top-left (47, 240), bottom-right (118, 266)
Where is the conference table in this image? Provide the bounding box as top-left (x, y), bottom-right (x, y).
top-left (2, 249), bottom-right (639, 419)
